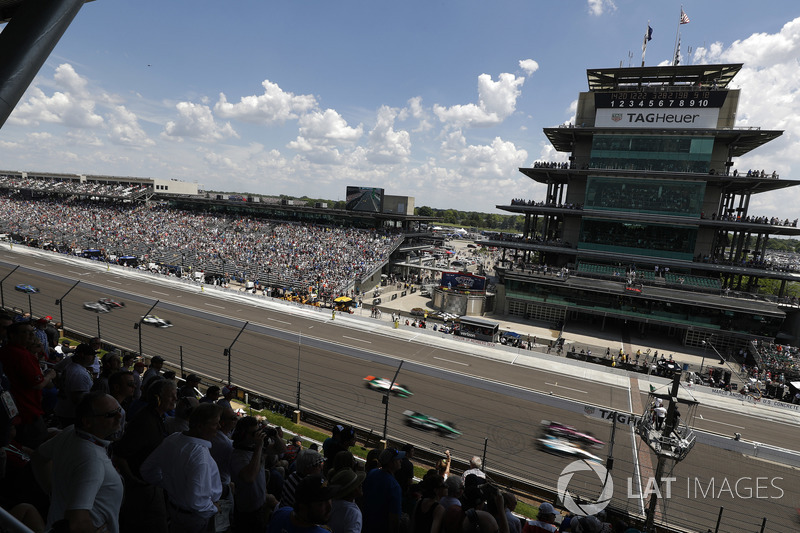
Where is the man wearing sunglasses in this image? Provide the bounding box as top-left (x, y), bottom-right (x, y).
top-left (33, 391), bottom-right (124, 533)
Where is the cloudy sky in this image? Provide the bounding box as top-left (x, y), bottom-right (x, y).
top-left (0, 1), bottom-right (799, 216)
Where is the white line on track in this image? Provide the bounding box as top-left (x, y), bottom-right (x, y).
top-left (545, 382), bottom-right (587, 394)
top-left (204, 303), bottom-right (225, 309)
top-left (152, 291), bottom-right (170, 296)
top-left (434, 357), bottom-right (469, 366)
top-left (106, 280), bottom-right (121, 284)
top-left (697, 414), bottom-right (745, 429)
top-left (268, 318), bottom-right (291, 325)
top-left (34, 262), bottom-right (47, 266)
top-left (68, 270), bottom-right (84, 275)
top-left (343, 335), bottom-right (371, 343)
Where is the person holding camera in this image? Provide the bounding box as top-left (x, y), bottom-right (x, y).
top-left (230, 417), bottom-right (282, 533)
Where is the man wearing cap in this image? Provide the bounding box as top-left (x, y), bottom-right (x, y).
top-left (142, 355), bottom-right (165, 390)
top-left (283, 434), bottom-right (303, 464)
top-left (179, 374), bottom-right (201, 399)
top-left (217, 385), bottom-right (237, 410)
top-left (328, 468), bottom-right (366, 533)
top-left (282, 448), bottom-right (325, 508)
top-left (522, 502), bottom-right (558, 533)
top-left (362, 448), bottom-right (405, 533)
top-left (268, 474), bottom-right (337, 533)
top-left (54, 343), bottom-right (96, 428)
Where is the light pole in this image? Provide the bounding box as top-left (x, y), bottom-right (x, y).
top-left (134, 300), bottom-right (160, 359)
top-left (0, 265), bottom-right (19, 308)
top-left (382, 361), bottom-right (404, 441)
top-left (54, 280), bottom-right (80, 328)
top-left (223, 321), bottom-right (248, 386)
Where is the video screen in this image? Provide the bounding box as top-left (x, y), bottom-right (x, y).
top-left (345, 186), bottom-right (384, 213)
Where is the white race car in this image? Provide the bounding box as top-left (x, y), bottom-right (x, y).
top-left (141, 315), bottom-right (173, 328)
top-left (364, 375), bottom-right (412, 397)
top-left (538, 435), bottom-right (602, 463)
top-left (84, 301), bottom-right (111, 313)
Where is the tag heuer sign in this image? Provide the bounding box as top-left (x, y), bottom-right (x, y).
top-left (611, 113), bottom-right (623, 122)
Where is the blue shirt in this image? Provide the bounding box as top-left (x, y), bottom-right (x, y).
top-left (361, 468), bottom-right (401, 533)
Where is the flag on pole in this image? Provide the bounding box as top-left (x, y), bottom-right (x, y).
top-left (642, 24), bottom-right (653, 66)
top-left (680, 8), bottom-right (690, 24)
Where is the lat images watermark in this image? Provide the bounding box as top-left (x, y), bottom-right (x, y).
top-left (557, 460), bottom-right (614, 516)
top-left (629, 476), bottom-right (785, 501)
top-left (558, 460), bottom-right (785, 516)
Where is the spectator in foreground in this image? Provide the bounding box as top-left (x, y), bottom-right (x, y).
top-left (0, 321), bottom-right (57, 448)
top-left (462, 456), bottom-right (485, 483)
top-left (328, 468), bottom-right (366, 533)
top-left (362, 447), bottom-right (405, 533)
top-left (33, 391), bottom-right (124, 533)
top-left (140, 402), bottom-right (224, 533)
top-left (268, 474), bottom-right (337, 533)
top-left (522, 502), bottom-right (558, 533)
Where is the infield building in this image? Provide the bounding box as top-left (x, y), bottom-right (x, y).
top-left (491, 64), bottom-right (800, 353)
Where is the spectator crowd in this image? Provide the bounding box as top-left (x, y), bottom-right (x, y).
top-left (0, 194), bottom-right (402, 298)
top-left (0, 309), bottom-right (647, 533)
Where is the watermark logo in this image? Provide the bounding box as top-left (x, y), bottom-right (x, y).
top-left (557, 459), bottom-right (614, 516)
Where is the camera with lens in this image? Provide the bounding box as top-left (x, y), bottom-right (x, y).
top-left (465, 481), bottom-right (500, 514)
top-left (262, 425), bottom-right (278, 440)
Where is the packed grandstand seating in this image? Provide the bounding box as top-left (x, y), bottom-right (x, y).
top-left (0, 193), bottom-right (402, 298)
top-left (0, 174), bottom-right (150, 199)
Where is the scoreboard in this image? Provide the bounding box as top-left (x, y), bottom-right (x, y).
top-left (594, 90), bottom-right (728, 129)
top-left (595, 90), bottom-right (728, 109)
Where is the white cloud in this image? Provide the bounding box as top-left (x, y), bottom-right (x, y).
top-left (587, 0), bottom-right (616, 16)
top-left (163, 101), bottom-right (238, 142)
top-left (10, 64), bottom-right (104, 128)
top-left (366, 106), bottom-right (411, 164)
top-left (214, 80), bottom-right (317, 124)
top-left (434, 73), bottom-right (525, 127)
top-left (519, 59), bottom-right (539, 76)
top-left (286, 136), bottom-right (344, 165)
top-left (399, 96), bottom-right (433, 133)
top-left (457, 137), bottom-right (528, 180)
top-left (295, 108), bottom-right (363, 144)
top-left (690, 17), bottom-right (800, 215)
top-left (107, 105), bottom-right (155, 147)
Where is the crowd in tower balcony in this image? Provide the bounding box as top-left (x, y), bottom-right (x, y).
top-left (509, 199), bottom-right (582, 209)
top-left (531, 161), bottom-right (573, 169)
top-left (707, 212), bottom-right (798, 227)
top-left (730, 169), bottom-right (780, 180)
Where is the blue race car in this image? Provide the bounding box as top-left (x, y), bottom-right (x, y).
top-left (15, 284), bottom-right (39, 293)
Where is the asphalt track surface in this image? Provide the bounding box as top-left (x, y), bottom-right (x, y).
top-left (1, 245), bottom-right (798, 532)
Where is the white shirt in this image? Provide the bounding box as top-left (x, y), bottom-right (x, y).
top-left (210, 430), bottom-right (233, 485)
top-left (38, 426), bottom-right (123, 533)
top-left (462, 467), bottom-right (486, 484)
top-left (140, 432), bottom-right (222, 518)
top-left (329, 499), bottom-right (362, 533)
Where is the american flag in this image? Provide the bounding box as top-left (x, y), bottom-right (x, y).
top-left (680, 8), bottom-right (690, 24)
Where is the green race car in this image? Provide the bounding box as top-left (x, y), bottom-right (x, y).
top-left (403, 410), bottom-right (462, 439)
